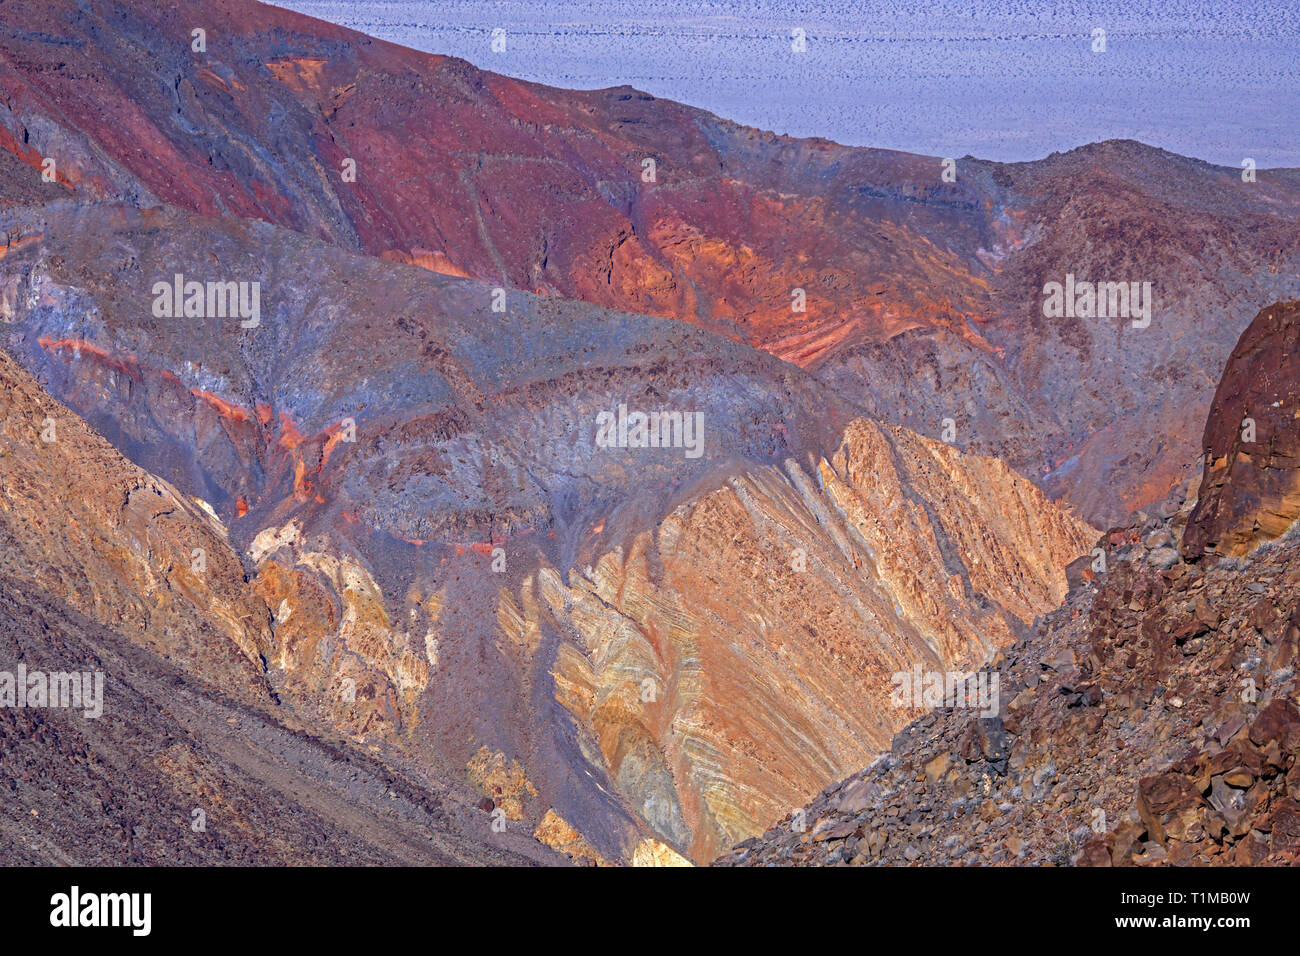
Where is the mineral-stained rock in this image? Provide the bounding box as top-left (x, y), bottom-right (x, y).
top-left (0, 572), bottom-right (558, 866)
top-left (4, 0), bottom-right (1297, 866)
top-left (630, 839), bottom-right (692, 867)
top-left (0, 353), bottom-right (557, 865)
top-left (1136, 773), bottom-right (1205, 847)
top-left (467, 746), bottom-right (540, 821)
top-left (0, 349), bottom-right (274, 706)
top-left (725, 519), bottom-right (1300, 865)
top-left (4, 0), bottom-right (1299, 529)
top-left (534, 417), bottom-right (1093, 860)
top-left (534, 810), bottom-right (610, 867)
top-left (0, 200), bottom-right (1095, 863)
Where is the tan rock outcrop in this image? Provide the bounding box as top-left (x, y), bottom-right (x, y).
top-left (532, 418), bottom-right (1095, 860)
top-left (0, 349), bottom-right (274, 706)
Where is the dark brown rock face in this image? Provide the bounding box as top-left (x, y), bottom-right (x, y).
top-left (1184, 301), bottom-right (1300, 559)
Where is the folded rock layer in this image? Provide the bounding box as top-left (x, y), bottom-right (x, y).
top-left (2, 201), bottom-right (1094, 862)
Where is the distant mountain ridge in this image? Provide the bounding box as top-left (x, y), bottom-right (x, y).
top-left (3, 0), bottom-right (1299, 526)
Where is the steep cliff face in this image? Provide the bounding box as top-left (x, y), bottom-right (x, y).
top-left (0, 200), bottom-right (1093, 863)
top-left (1184, 301), bottom-right (1300, 559)
top-left (4, 0), bottom-right (1299, 527)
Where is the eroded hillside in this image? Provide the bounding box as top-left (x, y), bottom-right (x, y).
top-left (1, 201), bottom-right (1093, 863)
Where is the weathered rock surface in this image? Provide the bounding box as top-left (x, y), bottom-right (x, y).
top-left (0, 347), bottom-right (274, 707)
top-left (718, 304), bottom-right (1300, 867)
top-left (4, 0), bottom-right (1293, 867)
top-left (1, 201), bottom-right (1093, 862)
top-left (1185, 300), bottom-right (1300, 559)
top-left (0, 351), bottom-right (558, 865)
top-left (536, 419), bottom-right (1093, 860)
top-left (718, 492), bottom-right (1300, 867)
top-left (0, 572), bottom-right (559, 866)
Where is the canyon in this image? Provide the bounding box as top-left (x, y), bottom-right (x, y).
top-left (0, 199), bottom-right (1093, 862)
top-left (0, 0), bottom-right (1297, 866)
